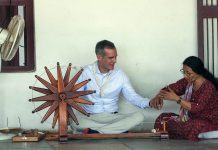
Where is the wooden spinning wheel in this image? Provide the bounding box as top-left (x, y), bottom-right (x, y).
top-left (29, 62), bottom-right (95, 142)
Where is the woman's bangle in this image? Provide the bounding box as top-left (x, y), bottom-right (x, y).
top-left (176, 97), bottom-right (182, 104)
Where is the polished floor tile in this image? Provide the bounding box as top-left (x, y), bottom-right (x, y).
top-left (0, 138), bottom-right (218, 150)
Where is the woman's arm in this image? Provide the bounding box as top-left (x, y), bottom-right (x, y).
top-left (159, 88), bottom-right (191, 110)
top-left (163, 78), bottom-right (188, 96)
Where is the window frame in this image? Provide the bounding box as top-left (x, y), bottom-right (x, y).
top-left (0, 0), bottom-right (35, 72)
top-left (197, 0), bottom-right (218, 78)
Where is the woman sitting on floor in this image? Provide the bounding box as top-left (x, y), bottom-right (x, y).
top-left (151, 56), bottom-right (218, 141)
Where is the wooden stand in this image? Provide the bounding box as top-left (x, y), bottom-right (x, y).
top-left (45, 132), bottom-right (169, 141)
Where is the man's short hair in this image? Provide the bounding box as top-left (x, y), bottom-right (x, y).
top-left (95, 40), bottom-right (116, 56)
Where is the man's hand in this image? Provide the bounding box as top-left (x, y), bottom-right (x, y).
top-left (149, 96), bottom-right (163, 110)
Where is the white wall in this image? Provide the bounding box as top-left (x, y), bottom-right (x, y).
top-left (0, 0), bottom-right (197, 130)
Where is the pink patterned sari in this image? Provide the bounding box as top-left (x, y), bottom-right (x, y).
top-left (178, 82), bottom-right (193, 122)
top-left (154, 83), bottom-right (193, 131)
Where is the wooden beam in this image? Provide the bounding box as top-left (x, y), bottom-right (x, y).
top-left (45, 132), bottom-right (169, 141)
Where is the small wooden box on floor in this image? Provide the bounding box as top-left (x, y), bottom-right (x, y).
top-left (12, 132), bottom-right (45, 142)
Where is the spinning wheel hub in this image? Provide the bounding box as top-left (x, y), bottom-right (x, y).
top-left (59, 93), bottom-right (66, 101)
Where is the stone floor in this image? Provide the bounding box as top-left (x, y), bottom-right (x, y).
top-left (0, 138), bottom-right (218, 150)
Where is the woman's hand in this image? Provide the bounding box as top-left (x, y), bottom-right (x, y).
top-left (159, 87), bottom-right (180, 102)
top-left (149, 96), bottom-right (163, 110)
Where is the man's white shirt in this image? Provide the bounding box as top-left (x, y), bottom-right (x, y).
top-left (76, 61), bottom-right (150, 113)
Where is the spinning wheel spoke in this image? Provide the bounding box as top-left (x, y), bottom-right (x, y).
top-left (32, 101), bottom-right (53, 113)
top-left (52, 109), bottom-right (59, 128)
top-left (65, 68), bottom-right (84, 91)
top-left (67, 106), bottom-right (79, 125)
top-left (29, 86), bottom-right (53, 95)
top-left (64, 79), bottom-right (77, 92)
top-left (70, 68), bottom-right (84, 84)
top-left (70, 90), bottom-right (96, 98)
top-left (35, 75), bottom-right (57, 93)
top-left (30, 93), bottom-right (59, 101)
top-left (57, 62), bottom-right (65, 93)
top-left (44, 66), bottom-right (57, 86)
top-left (41, 101), bottom-right (59, 123)
top-left (69, 98), bottom-right (94, 105)
top-left (67, 100), bottom-right (89, 116)
top-left (63, 63), bottom-right (72, 86)
top-left (64, 91), bottom-right (95, 99)
top-left (72, 79), bottom-right (91, 91)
